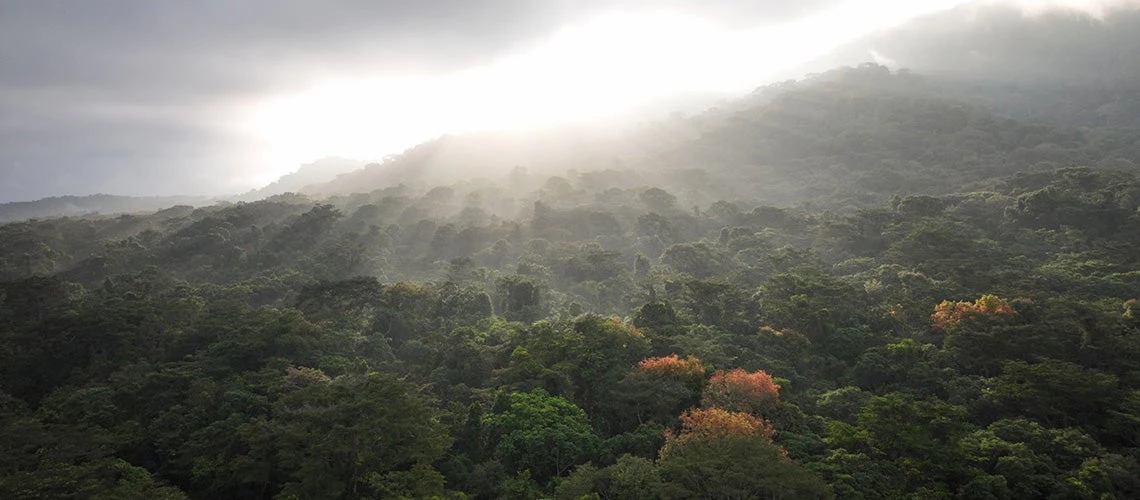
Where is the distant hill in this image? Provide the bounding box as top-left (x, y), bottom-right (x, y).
top-left (0, 194), bottom-right (211, 223)
top-left (0, 158), bottom-right (365, 223)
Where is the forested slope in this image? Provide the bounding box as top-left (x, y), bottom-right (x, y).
top-left (3, 66), bottom-right (1140, 498)
top-left (308, 65), bottom-right (1135, 208)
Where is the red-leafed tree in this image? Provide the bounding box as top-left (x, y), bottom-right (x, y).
top-left (700, 368), bottom-right (781, 415)
top-left (931, 294), bottom-right (1015, 329)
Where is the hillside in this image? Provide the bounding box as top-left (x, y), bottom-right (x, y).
top-left (4, 53), bottom-right (1140, 498)
top-left (305, 64), bottom-right (1130, 209)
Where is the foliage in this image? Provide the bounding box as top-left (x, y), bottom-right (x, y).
top-left (483, 388), bottom-right (601, 483)
top-left (931, 294), bottom-right (1016, 329)
top-left (660, 407), bottom-right (775, 459)
top-left (700, 368), bottom-right (781, 416)
top-left (637, 354), bottom-right (705, 382)
top-left (2, 63), bottom-right (1140, 498)
top-left (659, 428), bottom-right (831, 499)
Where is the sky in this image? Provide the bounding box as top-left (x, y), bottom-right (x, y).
top-left (0, 0), bottom-right (1124, 202)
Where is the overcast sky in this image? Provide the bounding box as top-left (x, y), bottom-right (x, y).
top-left (0, 0), bottom-right (1126, 202)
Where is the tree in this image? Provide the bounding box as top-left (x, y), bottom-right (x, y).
top-left (372, 282), bottom-right (439, 346)
top-left (0, 391), bottom-right (189, 500)
top-left (660, 408), bottom-right (774, 459)
top-left (484, 388), bottom-right (600, 483)
top-left (566, 316), bottom-right (651, 421)
top-left (495, 275), bottom-right (545, 322)
top-left (632, 301), bottom-right (682, 334)
top-left (438, 283), bottom-right (493, 330)
top-left (555, 455), bottom-right (664, 500)
top-left (295, 277), bottom-right (383, 331)
top-left (958, 418), bottom-right (1111, 498)
top-left (701, 368), bottom-right (781, 416)
top-left (756, 266), bottom-right (867, 342)
top-left (931, 294), bottom-right (1015, 329)
top-left (272, 372), bottom-right (451, 500)
top-left (661, 243), bottom-right (729, 279)
top-left (828, 393), bottom-right (972, 491)
top-left (270, 204), bottom-right (342, 252)
top-left (639, 188), bottom-right (678, 212)
top-left (659, 408), bottom-right (830, 499)
top-left (610, 355), bottom-right (706, 430)
top-left (988, 359), bottom-right (1119, 428)
top-left (638, 355), bottom-right (706, 386)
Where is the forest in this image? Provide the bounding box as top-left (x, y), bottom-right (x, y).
top-left (2, 64), bottom-right (1140, 499)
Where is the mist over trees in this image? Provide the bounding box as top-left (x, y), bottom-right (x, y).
top-left (5, 8), bottom-right (1140, 497)
top-left (814, 3), bottom-right (1140, 86)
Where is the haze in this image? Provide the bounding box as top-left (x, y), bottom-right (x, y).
top-left (0, 0), bottom-right (1127, 202)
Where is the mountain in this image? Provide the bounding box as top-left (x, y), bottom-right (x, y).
top-left (296, 3), bottom-right (1140, 208)
top-left (234, 157), bottom-right (367, 201)
top-left (0, 158), bottom-right (364, 223)
top-left (302, 63), bottom-right (1132, 211)
top-left (304, 124), bottom-right (645, 196)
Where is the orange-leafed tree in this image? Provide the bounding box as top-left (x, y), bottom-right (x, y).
top-left (931, 294), bottom-right (1015, 329)
top-left (658, 408), bottom-right (831, 498)
top-left (638, 354), bottom-right (704, 377)
top-left (608, 355), bottom-right (706, 431)
top-left (660, 407), bottom-right (775, 459)
top-left (637, 354), bottom-right (705, 386)
top-left (700, 368), bottom-right (781, 415)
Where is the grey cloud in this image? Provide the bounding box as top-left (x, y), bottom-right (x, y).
top-left (2, 1), bottom-right (835, 96)
top-left (2, 112), bottom-right (260, 200)
top-left (0, 0), bottom-right (835, 202)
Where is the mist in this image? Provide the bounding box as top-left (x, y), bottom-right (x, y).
top-left (8, 0), bottom-right (1124, 204)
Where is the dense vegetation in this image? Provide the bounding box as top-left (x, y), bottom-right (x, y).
top-left (3, 65), bottom-right (1140, 498)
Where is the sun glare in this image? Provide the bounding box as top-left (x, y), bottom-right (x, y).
top-left (242, 0), bottom-right (974, 184)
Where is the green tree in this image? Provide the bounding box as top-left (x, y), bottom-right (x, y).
top-left (660, 435), bottom-right (831, 499)
top-left (484, 388), bottom-right (600, 483)
top-left (271, 372), bottom-right (450, 500)
top-left (556, 455), bottom-right (665, 500)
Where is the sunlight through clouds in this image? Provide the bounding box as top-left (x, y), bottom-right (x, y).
top-left (244, 0), bottom-right (989, 182)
